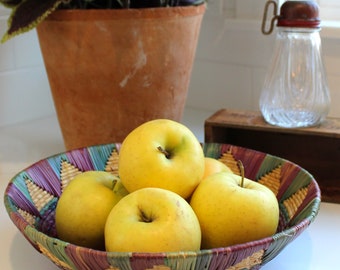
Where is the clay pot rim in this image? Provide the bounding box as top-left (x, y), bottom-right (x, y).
top-left (46, 4), bottom-right (206, 21)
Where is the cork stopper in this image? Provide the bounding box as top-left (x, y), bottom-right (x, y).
top-left (277, 1), bottom-right (320, 28)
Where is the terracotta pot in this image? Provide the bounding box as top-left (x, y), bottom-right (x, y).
top-left (36, 5), bottom-right (205, 150)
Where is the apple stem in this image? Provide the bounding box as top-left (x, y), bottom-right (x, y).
top-left (112, 178), bottom-right (118, 190)
top-left (237, 160), bottom-right (245, 188)
top-left (157, 146), bottom-right (171, 159)
top-left (139, 208), bottom-right (153, 223)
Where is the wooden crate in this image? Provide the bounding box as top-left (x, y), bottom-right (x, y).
top-left (205, 109), bottom-right (340, 203)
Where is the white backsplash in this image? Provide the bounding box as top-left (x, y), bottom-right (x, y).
top-left (0, 3), bottom-right (339, 128)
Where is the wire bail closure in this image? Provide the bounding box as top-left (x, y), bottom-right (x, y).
top-left (261, 0), bottom-right (279, 35)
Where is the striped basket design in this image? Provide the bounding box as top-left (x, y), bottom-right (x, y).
top-left (4, 143), bottom-right (321, 270)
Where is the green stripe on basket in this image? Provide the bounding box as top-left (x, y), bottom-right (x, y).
top-left (203, 143), bottom-right (223, 158)
top-left (106, 252), bottom-right (134, 269)
top-left (261, 226), bottom-right (296, 265)
top-left (255, 155), bottom-right (283, 179)
top-left (280, 169), bottom-right (314, 202)
top-left (24, 225), bottom-right (77, 269)
top-left (87, 144), bottom-right (118, 171)
top-left (289, 197), bottom-right (321, 226)
top-left (164, 251), bottom-right (199, 269)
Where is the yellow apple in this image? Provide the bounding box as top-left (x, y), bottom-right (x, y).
top-left (118, 119), bottom-right (205, 199)
top-left (55, 171), bottom-right (128, 250)
top-left (202, 157), bottom-right (233, 180)
top-left (190, 171), bottom-right (279, 249)
top-left (105, 187), bottom-right (202, 252)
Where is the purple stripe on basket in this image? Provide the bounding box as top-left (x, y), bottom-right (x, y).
top-left (36, 199), bottom-right (58, 237)
top-left (130, 252), bottom-right (166, 269)
top-left (47, 155), bottom-right (65, 179)
top-left (303, 181), bottom-right (321, 212)
top-left (229, 145), bottom-right (267, 179)
top-left (6, 183), bottom-right (41, 217)
top-left (10, 212), bottom-right (41, 252)
top-left (65, 244), bottom-right (110, 269)
top-left (10, 211), bottom-right (29, 233)
top-left (65, 148), bottom-right (95, 172)
top-left (277, 211), bottom-right (287, 232)
top-left (211, 247), bottom-right (243, 269)
top-left (289, 218), bottom-right (310, 239)
top-left (26, 159), bottom-right (62, 197)
top-left (276, 162), bottom-right (301, 201)
top-left (220, 144), bottom-right (231, 156)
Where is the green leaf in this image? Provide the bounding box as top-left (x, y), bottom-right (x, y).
top-left (2, 0), bottom-right (63, 42)
top-left (0, 0), bottom-right (23, 8)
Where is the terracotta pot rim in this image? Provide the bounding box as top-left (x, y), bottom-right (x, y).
top-left (46, 4), bottom-right (206, 21)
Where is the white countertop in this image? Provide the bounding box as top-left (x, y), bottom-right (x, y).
top-left (1, 108), bottom-right (339, 270)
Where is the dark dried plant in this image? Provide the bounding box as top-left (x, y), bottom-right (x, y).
top-left (0, 0), bottom-right (204, 42)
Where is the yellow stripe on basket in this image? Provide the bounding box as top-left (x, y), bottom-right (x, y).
top-left (37, 242), bottom-right (73, 270)
top-left (105, 149), bottom-right (119, 176)
top-left (218, 150), bottom-right (241, 175)
top-left (60, 161), bottom-right (82, 191)
top-left (146, 266), bottom-right (171, 270)
top-left (227, 249), bottom-right (264, 270)
top-left (283, 186), bottom-right (309, 220)
top-left (17, 208), bottom-right (35, 225)
top-left (25, 179), bottom-right (55, 212)
top-left (258, 166), bottom-right (281, 196)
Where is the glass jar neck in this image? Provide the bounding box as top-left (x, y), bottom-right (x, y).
top-left (277, 26), bottom-right (320, 33)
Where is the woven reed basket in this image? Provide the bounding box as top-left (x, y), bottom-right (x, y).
top-left (4, 143), bottom-right (320, 270)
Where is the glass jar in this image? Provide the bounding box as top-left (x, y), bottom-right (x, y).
top-left (260, 1), bottom-right (330, 128)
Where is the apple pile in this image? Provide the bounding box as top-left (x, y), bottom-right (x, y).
top-left (55, 119), bottom-right (280, 252)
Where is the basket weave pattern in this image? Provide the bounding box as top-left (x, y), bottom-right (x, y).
top-left (4, 143), bottom-right (320, 270)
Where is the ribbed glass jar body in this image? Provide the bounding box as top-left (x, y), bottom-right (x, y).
top-left (259, 27), bottom-right (330, 128)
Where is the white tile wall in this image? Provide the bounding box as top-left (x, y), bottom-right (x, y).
top-left (0, 1), bottom-right (339, 128)
top-left (0, 6), bottom-right (54, 127)
top-left (187, 1), bottom-right (340, 118)
top-left (0, 67), bottom-right (54, 126)
top-left (0, 17), bottom-right (15, 71)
